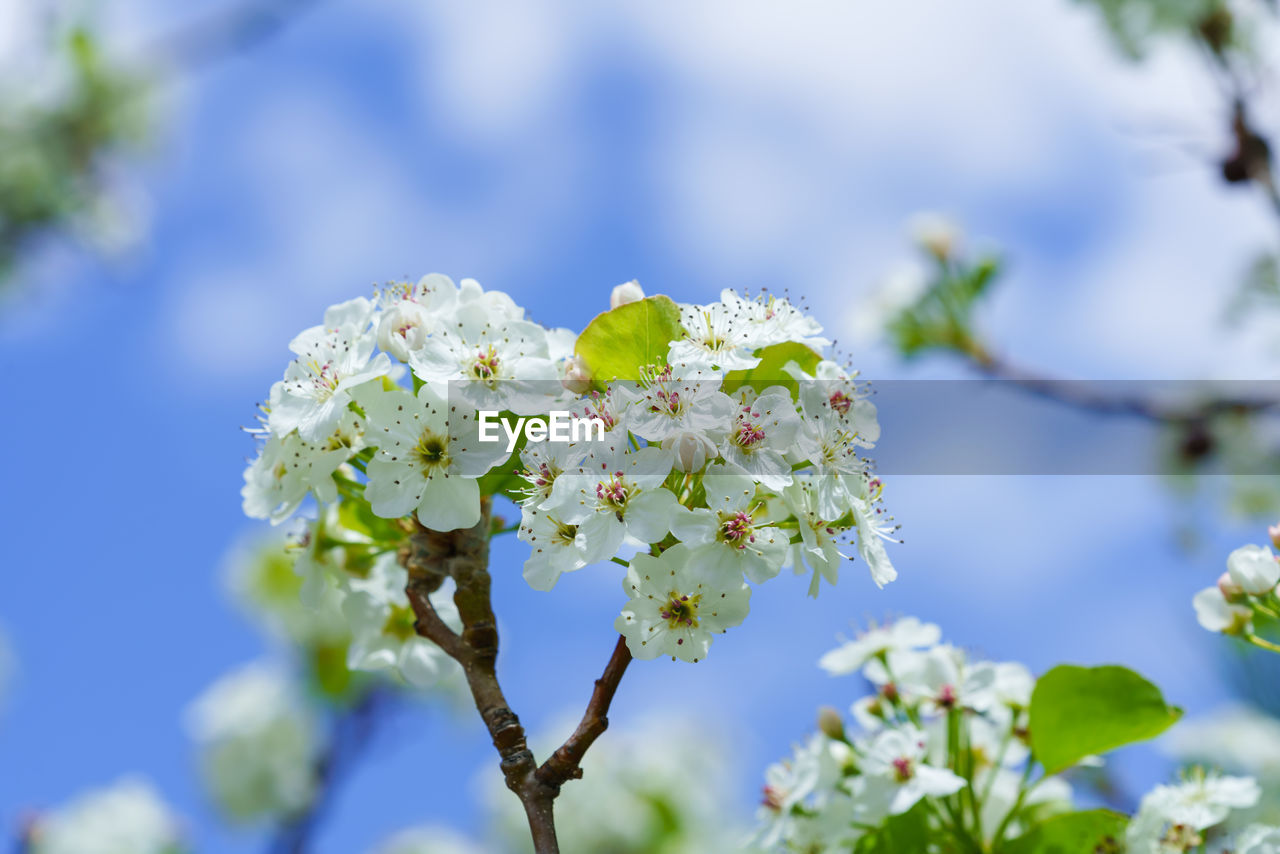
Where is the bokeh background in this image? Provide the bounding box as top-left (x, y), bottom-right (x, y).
top-left (2, 0), bottom-right (1279, 851)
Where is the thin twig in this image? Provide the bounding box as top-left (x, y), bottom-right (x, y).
top-left (267, 686), bottom-right (389, 854)
top-left (968, 348), bottom-right (1277, 424)
top-left (401, 501), bottom-right (635, 854)
top-left (537, 635), bottom-right (632, 789)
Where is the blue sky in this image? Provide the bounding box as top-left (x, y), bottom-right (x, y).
top-left (2, 0), bottom-right (1279, 851)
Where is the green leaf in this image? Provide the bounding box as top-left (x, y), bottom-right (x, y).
top-left (1029, 665), bottom-right (1182, 774)
top-left (574, 295), bottom-right (683, 386)
top-left (722, 341), bottom-right (822, 398)
top-left (1000, 809), bottom-right (1127, 854)
top-left (853, 801), bottom-right (931, 854)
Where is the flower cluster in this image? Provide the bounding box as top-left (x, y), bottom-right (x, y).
top-left (1193, 525), bottom-right (1280, 654)
top-left (1126, 770), bottom-right (1276, 854)
top-left (25, 778), bottom-right (185, 854)
top-left (185, 662), bottom-right (321, 823)
top-left (754, 616), bottom-right (1280, 854)
top-left (753, 618), bottom-right (1050, 852)
top-left (241, 275), bottom-right (899, 672)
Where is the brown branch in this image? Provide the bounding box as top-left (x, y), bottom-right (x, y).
top-left (537, 635), bottom-right (633, 789)
top-left (400, 498), bottom-right (635, 854)
top-left (967, 347), bottom-right (1277, 424)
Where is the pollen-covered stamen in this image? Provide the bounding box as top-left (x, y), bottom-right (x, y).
top-left (937, 684), bottom-right (957, 709)
top-left (271, 461), bottom-right (289, 482)
top-left (521, 461), bottom-right (561, 500)
top-left (829, 390), bottom-right (853, 415)
top-left (891, 756), bottom-right (914, 783)
top-left (1161, 825), bottom-right (1202, 849)
top-left (595, 472), bottom-right (630, 512)
top-left (649, 386), bottom-right (683, 416)
top-left (698, 309), bottom-right (726, 349)
top-left (659, 591), bottom-right (701, 628)
top-left (413, 429), bottom-right (451, 472)
top-left (732, 407), bottom-right (768, 450)
top-left (469, 344), bottom-right (502, 383)
top-left (302, 358), bottom-right (341, 399)
top-left (760, 785), bottom-right (784, 812)
top-left (719, 511), bottom-right (757, 549)
top-left (578, 392), bottom-right (619, 431)
top-left (550, 518), bottom-right (578, 547)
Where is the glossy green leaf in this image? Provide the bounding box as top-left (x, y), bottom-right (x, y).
top-left (574, 295), bottom-right (683, 386)
top-left (1030, 665), bottom-right (1181, 774)
top-left (722, 341), bottom-right (822, 398)
top-left (1001, 809), bottom-right (1127, 854)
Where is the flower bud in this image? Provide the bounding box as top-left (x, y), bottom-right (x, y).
top-left (1226, 544), bottom-right (1280, 596)
top-left (817, 705), bottom-right (845, 741)
top-left (1218, 571), bottom-right (1246, 603)
top-left (662, 431), bottom-right (718, 472)
top-left (377, 301), bottom-right (433, 361)
top-left (1193, 586), bottom-right (1253, 636)
top-left (1269, 522), bottom-right (1280, 551)
top-left (560, 355), bottom-right (593, 395)
top-left (909, 212), bottom-right (961, 260)
top-left (611, 280), bottom-right (645, 309)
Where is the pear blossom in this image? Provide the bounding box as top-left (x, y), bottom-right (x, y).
top-left (1194, 586), bottom-right (1253, 635)
top-left (29, 778), bottom-right (185, 854)
top-left (783, 477), bottom-right (852, 596)
top-left (858, 725), bottom-right (964, 815)
top-left (269, 299), bottom-right (391, 442)
top-left (663, 429), bottom-right (719, 472)
top-left (518, 506), bottom-right (591, 591)
top-left (622, 364), bottom-right (736, 446)
top-left (1238, 824), bottom-right (1280, 854)
top-left (611, 279), bottom-right (645, 308)
top-left (1126, 770), bottom-right (1261, 853)
top-left (667, 300), bottom-right (762, 372)
top-left (368, 827), bottom-right (486, 854)
top-left (376, 300), bottom-right (435, 361)
top-left (755, 733), bottom-right (853, 849)
top-left (670, 464), bottom-right (788, 584)
top-left (818, 617), bottom-right (942, 676)
top-left (614, 543), bottom-right (751, 662)
top-left (720, 288), bottom-right (830, 350)
top-left (342, 552), bottom-right (462, 688)
top-left (1227, 544), bottom-right (1280, 595)
top-left (185, 663), bottom-right (319, 821)
top-left (850, 488), bottom-right (900, 588)
top-left (544, 444), bottom-right (679, 560)
top-left (242, 409), bottom-right (366, 524)
top-left (355, 382), bottom-right (508, 531)
top-left (909, 211), bottom-right (961, 259)
top-left (719, 387), bottom-right (802, 489)
top-left (407, 300), bottom-right (559, 414)
top-left (891, 643), bottom-right (998, 714)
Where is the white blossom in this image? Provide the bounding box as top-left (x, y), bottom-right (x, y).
top-left (29, 778), bottom-right (184, 854)
top-left (355, 382), bottom-right (507, 531)
top-left (185, 663), bottom-right (319, 821)
top-left (610, 279), bottom-right (645, 308)
top-left (671, 464), bottom-right (788, 584)
top-left (268, 299), bottom-right (390, 442)
top-left (1228, 544), bottom-right (1280, 596)
top-left (818, 617), bottom-right (941, 676)
top-left (1194, 586), bottom-right (1253, 635)
top-left (614, 543), bottom-right (750, 662)
top-left (342, 552), bottom-right (461, 688)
